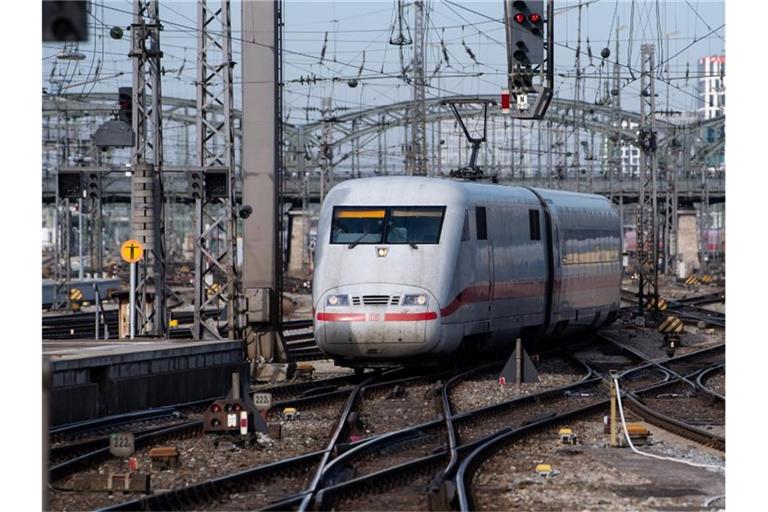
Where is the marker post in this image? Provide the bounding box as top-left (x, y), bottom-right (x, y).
top-left (129, 262), bottom-right (136, 339)
top-left (120, 239), bottom-right (144, 340)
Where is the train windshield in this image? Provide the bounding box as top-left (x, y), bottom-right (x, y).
top-left (331, 208), bottom-right (386, 244)
top-left (330, 206), bottom-right (446, 245)
top-left (386, 207), bottom-right (445, 244)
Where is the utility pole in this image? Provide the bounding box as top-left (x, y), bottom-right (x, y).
top-left (319, 97), bottom-right (333, 202)
top-left (608, 23), bottom-right (622, 205)
top-left (130, 0), bottom-right (166, 337)
top-left (409, 0), bottom-right (428, 176)
top-left (242, 0), bottom-right (289, 380)
top-left (193, 0), bottom-right (239, 341)
top-left (636, 44), bottom-right (659, 316)
top-left (573, 3), bottom-right (582, 192)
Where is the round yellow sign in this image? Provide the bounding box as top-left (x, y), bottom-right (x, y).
top-left (120, 239), bottom-right (144, 263)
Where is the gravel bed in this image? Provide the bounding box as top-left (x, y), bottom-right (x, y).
top-left (664, 353), bottom-right (725, 378)
top-left (358, 383), bottom-right (440, 438)
top-left (708, 371), bottom-right (725, 396)
top-left (205, 462), bottom-right (316, 511)
top-left (50, 415), bottom-right (198, 449)
top-left (350, 429), bottom-right (446, 478)
top-left (329, 466), bottom-right (439, 512)
top-left (620, 368), bottom-right (668, 392)
top-left (49, 408), bottom-right (338, 511)
top-left (472, 410), bottom-right (725, 511)
top-left (637, 382), bottom-right (725, 437)
top-left (457, 386), bottom-right (604, 446)
top-left (640, 394), bottom-right (725, 434)
top-left (451, 357), bottom-right (585, 414)
top-left (600, 320), bottom-right (724, 362)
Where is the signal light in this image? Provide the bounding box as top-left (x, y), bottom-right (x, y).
top-left (211, 418), bottom-right (221, 427)
top-left (529, 13), bottom-right (541, 23)
top-left (225, 404), bottom-right (233, 412)
top-left (211, 404), bottom-right (221, 413)
top-left (233, 403), bottom-right (242, 413)
top-left (514, 12), bottom-right (525, 24)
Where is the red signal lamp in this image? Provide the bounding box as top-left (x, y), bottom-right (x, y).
top-left (514, 12), bottom-right (525, 24)
top-left (211, 403), bottom-right (221, 413)
top-left (529, 13), bottom-right (541, 24)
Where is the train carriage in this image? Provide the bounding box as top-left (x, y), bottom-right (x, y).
top-left (312, 177), bottom-right (622, 367)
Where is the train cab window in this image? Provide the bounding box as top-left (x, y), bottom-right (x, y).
top-left (475, 206), bottom-right (487, 240)
top-left (330, 207), bottom-right (385, 244)
top-left (529, 209), bottom-right (541, 241)
top-left (385, 207), bottom-right (446, 244)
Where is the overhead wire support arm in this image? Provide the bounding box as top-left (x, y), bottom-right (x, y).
top-left (441, 98), bottom-right (497, 180)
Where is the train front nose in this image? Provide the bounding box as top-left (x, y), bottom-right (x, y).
top-left (314, 285), bottom-right (441, 361)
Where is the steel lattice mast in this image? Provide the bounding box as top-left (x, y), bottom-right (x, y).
top-left (636, 44), bottom-right (659, 316)
top-left (409, 0), bottom-right (428, 176)
top-left (193, 0), bottom-right (239, 340)
top-left (130, 0), bottom-right (166, 336)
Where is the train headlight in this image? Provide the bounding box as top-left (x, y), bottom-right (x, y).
top-left (403, 294), bottom-right (428, 306)
top-left (326, 294), bottom-right (350, 306)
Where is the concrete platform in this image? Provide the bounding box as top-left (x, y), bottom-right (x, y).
top-left (44, 339), bottom-right (247, 426)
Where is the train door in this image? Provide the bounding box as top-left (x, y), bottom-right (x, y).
top-left (475, 206), bottom-right (492, 322)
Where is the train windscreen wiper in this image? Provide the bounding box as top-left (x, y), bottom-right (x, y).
top-left (347, 230), bottom-right (370, 249)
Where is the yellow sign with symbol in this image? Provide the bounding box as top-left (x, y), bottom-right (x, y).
top-left (120, 239), bottom-right (144, 263)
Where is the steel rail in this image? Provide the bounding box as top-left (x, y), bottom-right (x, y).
top-left (457, 346), bottom-right (726, 510)
top-left (50, 420), bottom-right (204, 482)
top-left (696, 363), bottom-right (725, 402)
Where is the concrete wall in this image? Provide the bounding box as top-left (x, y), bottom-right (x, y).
top-left (678, 210), bottom-right (700, 273)
top-left (49, 341), bottom-right (246, 425)
top-left (287, 213), bottom-right (309, 278)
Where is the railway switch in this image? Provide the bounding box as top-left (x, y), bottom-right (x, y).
top-left (658, 315), bottom-right (684, 357)
top-left (295, 362), bottom-right (315, 381)
top-left (535, 463), bottom-right (554, 477)
top-left (620, 423), bottom-right (652, 447)
top-left (558, 428), bottom-right (577, 444)
top-left (268, 423), bottom-right (282, 439)
top-left (150, 447), bottom-right (180, 469)
top-left (282, 407), bottom-right (300, 420)
top-left (388, 384), bottom-right (407, 399)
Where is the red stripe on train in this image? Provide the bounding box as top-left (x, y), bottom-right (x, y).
top-left (316, 312), bottom-right (366, 322)
top-left (384, 312), bottom-right (438, 321)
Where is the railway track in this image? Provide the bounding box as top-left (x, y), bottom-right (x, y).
top-left (620, 289), bottom-right (725, 327)
top-left (696, 363), bottom-right (725, 401)
top-left (457, 339), bottom-right (726, 511)
top-left (53, 337), bottom-right (725, 511)
top-left (591, 334), bottom-right (725, 450)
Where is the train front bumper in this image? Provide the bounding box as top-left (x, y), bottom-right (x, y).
top-left (314, 285), bottom-right (441, 360)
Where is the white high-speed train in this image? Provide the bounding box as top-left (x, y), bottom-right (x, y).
top-left (312, 177), bottom-right (622, 367)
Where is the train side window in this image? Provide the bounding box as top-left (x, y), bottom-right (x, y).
top-left (461, 210), bottom-right (470, 241)
top-left (475, 206), bottom-right (487, 240)
top-left (528, 209), bottom-right (541, 241)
